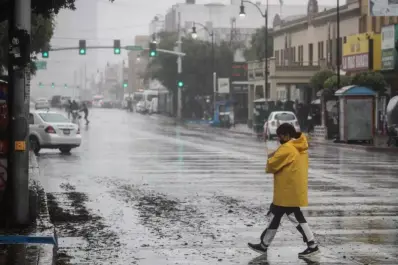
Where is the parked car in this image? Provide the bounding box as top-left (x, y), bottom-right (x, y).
top-left (101, 100), bottom-right (113, 108)
top-left (263, 111), bottom-right (300, 140)
top-left (35, 98), bottom-right (50, 110)
top-left (29, 110), bottom-right (81, 154)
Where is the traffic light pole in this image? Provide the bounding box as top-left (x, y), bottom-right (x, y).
top-left (177, 12), bottom-right (182, 120)
top-left (8, 0), bottom-right (31, 225)
top-left (48, 46), bottom-right (186, 57)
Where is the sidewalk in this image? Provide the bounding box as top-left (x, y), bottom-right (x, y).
top-left (0, 152), bottom-right (56, 265)
top-left (309, 134), bottom-right (398, 153)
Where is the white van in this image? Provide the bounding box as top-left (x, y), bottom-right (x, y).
top-left (143, 90), bottom-right (158, 112)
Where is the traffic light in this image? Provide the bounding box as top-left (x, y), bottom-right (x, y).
top-left (123, 82), bottom-right (128, 88)
top-left (64, 84), bottom-right (67, 88)
top-left (42, 50), bottom-right (49, 58)
top-left (51, 83), bottom-right (55, 88)
top-left (149, 42), bottom-right (157, 57)
top-left (177, 80), bottom-right (184, 88)
top-left (114, 40), bottom-right (121, 55)
top-left (39, 82), bottom-right (43, 87)
top-left (79, 40), bottom-right (86, 55)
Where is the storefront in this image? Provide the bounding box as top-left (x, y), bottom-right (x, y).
top-left (342, 32), bottom-right (381, 73)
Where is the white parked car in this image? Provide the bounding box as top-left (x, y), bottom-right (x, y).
top-left (29, 110), bottom-right (81, 154)
top-left (264, 111), bottom-right (300, 140)
top-left (35, 98), bottom-right (50, 110)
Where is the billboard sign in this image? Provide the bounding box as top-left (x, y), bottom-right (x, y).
top-left (218, 78), bottom-right (230, 94)
top-left (369, 0), bottom-right (398, 16)
top-left (231, 62), bottom-right (248, 82)
top-left (381, 25), bottom-right (396, 70)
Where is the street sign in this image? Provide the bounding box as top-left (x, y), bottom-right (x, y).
top-left (35, 61), bottom-right (47, 70)
top-left (125, 45), bottom-right (143, 51)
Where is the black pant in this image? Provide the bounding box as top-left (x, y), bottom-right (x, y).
top-left (260, 204), bottom-right (316, 247)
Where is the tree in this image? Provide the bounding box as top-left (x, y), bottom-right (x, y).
top-left (323, 75), bottom-right (352, 90)
top-left (310, 69), bottom-right (334, 91)
top-left (244, 27), bottom-right (273, 61)
top-left (146, 32), bottom-right (234, 116)
top-left (0, 14), bottom-right (55, 74)
top-left (0, 0), bottom-right (115, 23)
top-left (351, 71), bottom-right (387, 95)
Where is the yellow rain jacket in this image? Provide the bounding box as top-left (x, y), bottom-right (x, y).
top-left (266, 133), bottom-right (309, 207)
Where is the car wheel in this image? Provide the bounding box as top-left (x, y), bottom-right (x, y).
top-left (29, 136), bottom-right (40, 155)
top-left (59, 147), bottom-right (72, 154)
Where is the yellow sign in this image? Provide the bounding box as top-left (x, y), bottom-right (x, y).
top-left (342, 32), bottom-right (381, 71)
top-left (15, 141), bottom-right (26, 151)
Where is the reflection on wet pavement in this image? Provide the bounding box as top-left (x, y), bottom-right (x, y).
top-left (37, 109), bottom-right (398, 265)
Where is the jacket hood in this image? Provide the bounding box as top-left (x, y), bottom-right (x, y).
top-left (290, 132), bottom-right (308, 152)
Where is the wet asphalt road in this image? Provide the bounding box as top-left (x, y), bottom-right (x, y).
top-left (37, 109), bottom-right (398, 265)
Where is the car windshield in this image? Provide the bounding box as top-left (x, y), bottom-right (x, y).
top-left (147, 95), bottom-right (157, 101)
top-left (274, 113), bottom-right (296, 121)
top-left (39, 113), bottom-right (69, 123)
top-left (133, 94), bottom-right (143, 101)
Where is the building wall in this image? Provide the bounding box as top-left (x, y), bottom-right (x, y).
top-left (164, 3), bottom-right (309, 35)
top-left (360, 0), bottom-right (398, 33)
top-left (273, 3), bottom-right (361, 67)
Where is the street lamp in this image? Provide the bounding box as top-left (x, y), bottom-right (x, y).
top-left (239, 0), bottom-right (268, 99)
top-left (191, 22), bottom-right (216, 115)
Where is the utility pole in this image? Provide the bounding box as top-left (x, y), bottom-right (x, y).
top-left (177, 12), bottom-right (182, 120)
top-left (8, 0), bottom-right (31, 225)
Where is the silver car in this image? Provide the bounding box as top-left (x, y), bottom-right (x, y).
top-left (35, 98), bottom-right (50, 110)
top-left (29, 110), bottom-right (82, 154)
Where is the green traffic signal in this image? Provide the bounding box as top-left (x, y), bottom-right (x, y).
top-left (114, 48), bottom-right (121, 54)
top-left (150, 51), bottom-right (156, 57)
top-left (51, 83), bottom-right (55, 88)
top-left (79, 49), bottom-right (86, 55)
top-left (178, 81), bottom-right (184, 87)
top-left (123, 83), bottom-right (128, 88)
top-left (42, 51), bottom-right (49, 58)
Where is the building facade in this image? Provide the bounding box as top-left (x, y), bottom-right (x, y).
top-left (164, 0), bottom-right (310, 45)
top-left (128, 35), bottom-right (150, 94)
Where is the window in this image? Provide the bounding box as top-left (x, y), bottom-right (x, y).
top-left (308, 43), bottom-right (313, 65)
top-left (359, 15), bottom-right (367, 33)
top-left (317, 41), bottom-right (324, 60)
top-left (389, 16), bottom-right (395, 25)
top-left (275, 50), bottom-right (280, 65)
top-left (39, 113), bottom-right (69, 123)
top-left (274, 113), bottom-right (296, 121)
top-left (292, 47), bottom-right (296, 62)
top-left (298, 45), bottom-right (304, 65)
top-left (372, 16), bottom-right (377, 32)
top-left (29, 113), bottom-right (34, 125)
top-left (281, 50), bottom-right (284, 65)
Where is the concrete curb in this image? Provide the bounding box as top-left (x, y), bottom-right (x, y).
top-left (28, 152), bottom-right (57, 265)
top-left (309, 139), bottom-right (398, 153)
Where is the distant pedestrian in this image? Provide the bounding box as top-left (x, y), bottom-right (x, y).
top-left (80, 102), bottom-right (89, 125)
top-left (248, 123), bottom-right (319, 258)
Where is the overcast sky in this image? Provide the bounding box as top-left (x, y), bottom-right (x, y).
top-left (31, 0), bottom-right (346, 99)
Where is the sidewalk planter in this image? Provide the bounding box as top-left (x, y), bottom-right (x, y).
top-left (335, 85), bottom-right (376, 143)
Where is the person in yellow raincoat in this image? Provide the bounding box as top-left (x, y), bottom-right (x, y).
top-left (248, 123), bottom-right (319, 258)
